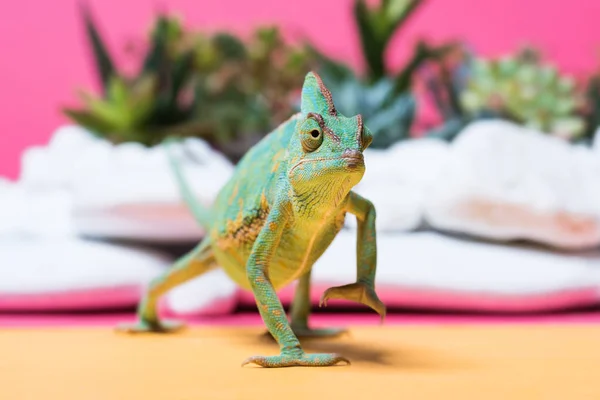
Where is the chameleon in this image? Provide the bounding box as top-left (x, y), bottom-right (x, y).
top-left (117, 71), bottom-right (386, 368)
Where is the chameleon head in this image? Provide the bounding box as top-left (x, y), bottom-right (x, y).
top-left (287, 71), bottom-right (373, 194)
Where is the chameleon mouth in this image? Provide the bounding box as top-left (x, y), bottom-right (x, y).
top-left (341, 154), bottom-right (364, 169)
top-left (289, 155), bottom-right (365, 176)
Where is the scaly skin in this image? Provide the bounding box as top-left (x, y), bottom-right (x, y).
top-left (117, 71), bottom-right (386, 368)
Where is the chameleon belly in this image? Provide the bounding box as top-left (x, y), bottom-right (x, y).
top-left (210, 208), bottom-right (346, 290)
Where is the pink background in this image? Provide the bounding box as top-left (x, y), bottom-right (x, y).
top-left (1, 0), bottom-right (599, 179)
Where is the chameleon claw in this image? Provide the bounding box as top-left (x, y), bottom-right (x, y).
top-left (318, 297), bottom-right (328, 308)
top-left (241, 357), bottom-right (259, 368)
top-left (320, 282), bottom-right (386, 322)
top-left (338, 357), bottom-right (351, 366)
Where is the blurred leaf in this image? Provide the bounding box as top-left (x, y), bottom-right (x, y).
top-left (78, 0), bottom-right (116, 93)
top-left (213, 33), bottom-right (247, 61)
top-left (354, 0), bottom-right (385, 80)
top-left (393, 41), bottom-right (460, 98)
top-left (163, 50), bottom-right (195, 106)
top-left (62, 108), bottom-right (116, 134)
top-left (142, 15), bottom-right (170, 75)
top-left (353, 0), bottom-right (423, 81)
top-left (106, 76), bottom-right (129, 108)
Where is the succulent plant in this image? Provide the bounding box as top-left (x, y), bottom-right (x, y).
top-left (459, 48), bottom-right (586, 140)
top-left (64, 4), bottom-right (312, 162)
top-left (307, 0), bottom-right (454, 148)
top-left (353, 0), bottom-right (423, 83)
top-left (421, 46), bottom-right (590, 142)
top-left (63, 5), bottom-right (198, 146)
top-left (184, 26), bottom-right (313, 161)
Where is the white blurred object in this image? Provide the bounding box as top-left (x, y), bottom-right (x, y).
top-left (346, 138), bottom-right (450, 232)
top-left (0, 236), bottom-right (239, 314)
top-left (0, 238), bottom-right (168, 310)
top-left (424, 119), bottom-right (600, 249)
top-left (317, 231), bottom-right (598, 295)
top-left (162, 269), bottom-right (239, 317)
top-left (19, 125), bottom-right (234, 242)
top-left (0, 179), bottom-right (239, 313)
top-left (0, 178), bottom-right (74, 238)
top-left (0, 127), bottom-right (240, 313)
top-left (238, 230), bottom-right (600, 312)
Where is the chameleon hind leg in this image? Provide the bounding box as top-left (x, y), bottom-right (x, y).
top-left (288, 270), bottom-right (347, 338)
top-left (116, 239), bottom-right (217, 334)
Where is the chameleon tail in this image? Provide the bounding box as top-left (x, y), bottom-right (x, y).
top-left (163, 138), bottom-right (214, 230)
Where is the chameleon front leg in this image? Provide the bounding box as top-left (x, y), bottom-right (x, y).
top-left (242, 201), bottom-right (349, 368)
top-left (288, 269), bottom-right (347, 338)
top-left (320, 191), bottom-right (386, 321)
top-left (116, 239), bottom-right (216, 333)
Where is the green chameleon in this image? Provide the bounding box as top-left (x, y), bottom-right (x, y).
top-left (117, 71), bottom-right (386, 368)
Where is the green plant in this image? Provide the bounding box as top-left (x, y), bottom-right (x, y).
top-left (418, 43), bottom-right (473, 141)
top-left (461, 47), bottom-right (586, 140)
top-left (580, 65), bottom-right (600, 144)
top-left (187, 26), bottom-right (313, 161)
top-left (307, 0), bottom-right (453, 148)
top-left (353, 0), bottom-right (422, 84)
top-left (64, 4), bottom-right (312, 162)
top-left (422, 46), bottom-right (588, 141)
top-left (64, 4), bottom-right (198, 146)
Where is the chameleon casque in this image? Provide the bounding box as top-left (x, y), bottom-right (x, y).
top-left (118, 71), bottom-right (386, 368)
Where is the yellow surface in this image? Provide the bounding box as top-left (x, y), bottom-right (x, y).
top-left (1, 325), bottom-right (599, 399)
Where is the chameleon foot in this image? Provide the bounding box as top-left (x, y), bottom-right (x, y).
top-left (116, 318), bottom-right (185, 334)
top-left (241, 351), bottom-right (350, 368)
top-left (320, 282), bottom-right (386, 323)
top-left (291, 325), bottom-right (348, 338)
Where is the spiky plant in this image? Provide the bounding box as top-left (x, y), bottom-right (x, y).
top-left (422, 46), bottom-right (588, 141)
top-left (64, 5), bottom-right (312, 162)
top-left (63, 4), bottom-right (198, 146)
top-left (418, 43), bottom-right (472, 141)
top-left (307, 0), bottom-right (453, 148)
top-left (459, 48), bottom-right (586, 140)
top-left (353, 0), bottom-right (422, 83)
top-left (181, 26), bottom-right (313, 161)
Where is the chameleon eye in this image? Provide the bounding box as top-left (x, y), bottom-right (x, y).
top-left (302, 127), bottom-right (323, 152)
top-left (361, 126), bottom-right (373, 150)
